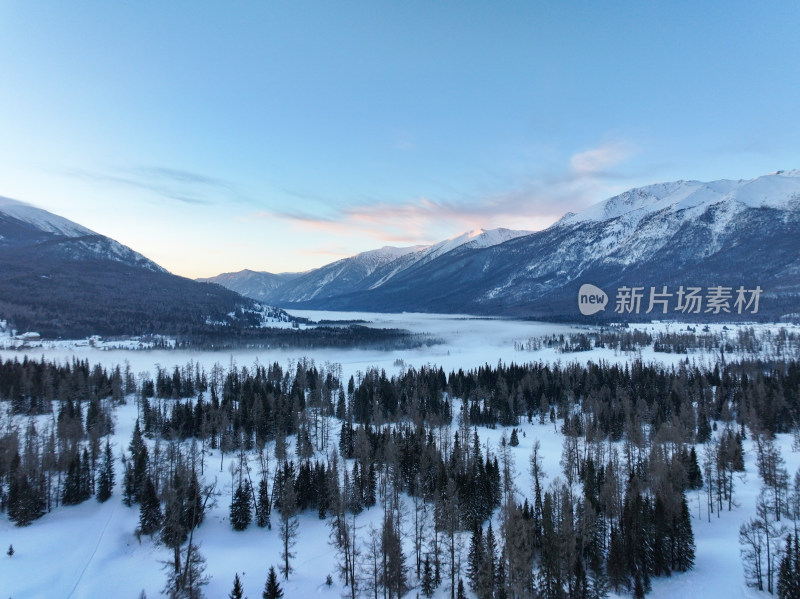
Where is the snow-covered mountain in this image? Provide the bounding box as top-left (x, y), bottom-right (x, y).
top-left (197, 269), bottom-right (303, 303)
top-left (0, 197), bottom-right (276, 337)
top-left (209, 171), bottom-right (800, 320)
top-left (0, 196), bottom-right (166, 272)
top-left (204, 228), bottom-right (530, 304)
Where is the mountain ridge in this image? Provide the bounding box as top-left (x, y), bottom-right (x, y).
top-left (0, 198), bottom-right (284, 337)
top-left (206, 171), bottom-right (800, 320)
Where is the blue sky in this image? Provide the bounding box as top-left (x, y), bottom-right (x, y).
top-left (1, 1), bottom-right (798, 277)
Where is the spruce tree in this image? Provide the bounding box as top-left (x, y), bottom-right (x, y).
top-left (606, 526), bottom-right (627, 593)
top-left (229, 573), bottom-right (245, 599)
top-left (80, 447), bottom-right (92, 501)
top-left (96, 439), bottom-right (114, 503)
top-left (7, 544), bottom-right (14, 557)
top-left (673, 494), bottom-right (696, 572)
top-left (8, 453), bottom-right (44, 526)
top-left (138, 477), bottom-right (163, 536)
top-left (123, 459), bottom-right (136, 506)
top-left (480, 522), bottom-right (498, 599)
top-left (421, 554), bottom-right (435, 598)
top-left (62, 451), bottom-right (83, 505)
top-left (456, 578), bottom-right (467, 599)
top-left (685, 447), bottom-right (703, 490)
top-left (231, 480), bottom-right (253, 531)
top-left (182, 468), bottom-right (205, 531)
top-left (263, 566), bottom-right (283, 599)
top-left (777, 532), bottom-right (800, 599)
top-left (365, 462), bottom-right (377, 508)
top-left (257, 475), bottom-right (271, 528)
top-left (467, 525), bottom-right (484, 592)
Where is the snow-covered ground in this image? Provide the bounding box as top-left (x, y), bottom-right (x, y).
top-left (4, 312), bottom-right (795, 382)
top-left (1, 313), bottom-right (799, 598)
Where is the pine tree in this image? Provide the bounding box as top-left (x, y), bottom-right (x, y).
top-left (456, 578), bottom-right (467, 599)
top-left (509, 428), bottom-right (519, 447)
top-left (7, 544), bottom-right (14, 557)
top-left (365, 462), bottom-right (377, 508)
top-left (421, 554), bottom-right (435, 598)
top-left (263, 566), bottom-right (283, 599)
top-left (685, 447), bottom-right (703, 490)
top-left (139, 477), bottom-right (163, 536)
top-left (129, 418), bottom-right (145, 456)
top-left (7, 453), bottom-right (44, 526)
top-left (80, 447), bottom-right (92, 501)
top-left (133, 444), bottom-right (150, 503)
top-left (257, 475), bottom-right (271, 528)
top-left (182, 469), bottom-right (205, 531)
top-left (467, 524), bottom-right (484, 593)
top-left (62, 451), bottom-right (83, 505)
top-left (480, 522), bottom-right (498, 599)
top-left (231, 481), bottom-right (253, 531)
top-left (606, 526), bottom-right (627, 593)
top-left (777, 532), bottom-right (800, 599)
top-left (123, 459), bottom-right (136, 506)
top-left (229, 573), bottom-right (245, 599)
top-left (96, 439), bottom-right (114, 503)
top-left (673, 494), bottom-right (696, 572)
top-left (538, 493), bottom-right (561, 599)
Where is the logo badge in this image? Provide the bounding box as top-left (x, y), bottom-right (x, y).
top-left (578, 284), bottom-right (608, 315)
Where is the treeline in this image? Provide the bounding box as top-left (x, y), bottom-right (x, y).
top-left (516, 326), bottom-right (800, 357)
top-left (173, 324), bottom-right (437, 351)
top-left (0, 356), bottom-right (134, 414)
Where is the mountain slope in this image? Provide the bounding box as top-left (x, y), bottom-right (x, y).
top-left (0, 198), bottom-right (269, 337)
top-left (255, 171), bottom-right (800, 320)
top-left (197, 269), bottom-right (302, 303)
top-left (205, 228), bottom-right (530, 304)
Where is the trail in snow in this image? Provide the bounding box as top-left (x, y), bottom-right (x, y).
top-left (65, 499), bottom-right (118, 599)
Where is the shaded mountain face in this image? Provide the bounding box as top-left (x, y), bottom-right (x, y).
top-left (197, 270), bottom-right (303, 303)
top-left (204, 228), bottom-right (531, 305)
top-left (0, 197), bottom-right (263, 337)
top-left (208, 172), bottom-right (800, 321)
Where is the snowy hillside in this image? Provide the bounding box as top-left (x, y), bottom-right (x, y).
top-left (0, 195), bottom-right (166, 273)
top-left (204, 228), bottom-right (531, 304)
top-left (0, 195), bottom-right (292, 338)
top-left (561, 170), bottom-right (800, 232)
top-left (1, 318), bottom-right (799, 599)
top-left (0, 196), bottom-right (94, 237)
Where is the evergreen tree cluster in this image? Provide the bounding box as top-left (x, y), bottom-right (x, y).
top-left (0, 356), bottom-right (130, 415)
top-left (1, 385), bottom-right (117, 525)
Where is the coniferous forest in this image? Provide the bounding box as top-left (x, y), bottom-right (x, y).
top-left (1, 350), bottom-right (800, 598)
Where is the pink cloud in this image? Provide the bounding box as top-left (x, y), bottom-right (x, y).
top-left (254, 140), bottom-right (637, 247)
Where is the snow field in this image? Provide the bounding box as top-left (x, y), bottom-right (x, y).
top-left (2, 314), bottom-right (799, 598)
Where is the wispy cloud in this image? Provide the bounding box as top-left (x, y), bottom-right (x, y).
top-left (63, 165), bottom-right (247, 206)
top-left (255, 140), bottom-right (639, 246)
top-left (570, 140), bottom-right (632, 175)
